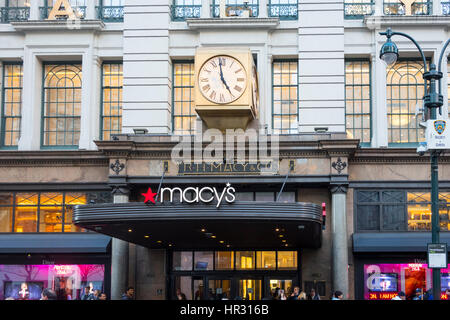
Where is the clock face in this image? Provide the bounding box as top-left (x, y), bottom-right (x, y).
top-left (198, 55), bottom-right (247, 104)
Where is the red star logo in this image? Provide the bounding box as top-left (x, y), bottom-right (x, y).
top-left (142, 187), bottom-right (158, 204)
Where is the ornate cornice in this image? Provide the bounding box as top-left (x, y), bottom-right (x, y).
top-left (0, 151), bottom-right (108, 167)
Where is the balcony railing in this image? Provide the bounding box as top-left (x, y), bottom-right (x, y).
top-left (344, 2), bottom-right (374, 19)
top-left (96, 5), bottom-right (123, 22)
top-left (39, 6), bottom-right (86, 20)
top-left (268, 3), bottom-right (297, 20)
top-left (443, 1), bottom-right (450, 14)
top-left (211, 3), bottom-right (259, 18)
top-left (171, 4), bottom-right (201, 21)
top-left (0, 7), bottom-right (30, 23)
top-left (383, 1), bottom-right (432, 15)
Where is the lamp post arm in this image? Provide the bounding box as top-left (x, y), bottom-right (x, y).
top-left (388, 31), bottom-right (429, 74)
top-left (438, 38), bottom-right (450, 95)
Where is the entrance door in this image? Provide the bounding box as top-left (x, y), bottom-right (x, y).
top-left (238, 278), bottom-right (262, 300)
top-left (269, 279), bottom-right (294, 298)
top-left (208, 278), bottom-right (232, 300)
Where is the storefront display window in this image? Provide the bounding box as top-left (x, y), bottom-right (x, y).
top-left (277, 251), bottom-right (297, 270)
top-left (194, 252), bottom-right (213, 271)
top-left (0, 191), bottom-right (110, 233)
top-left (215, 251), bottom-right (234, 270)
top-left (256, 251), bottom-right (276, 269)
top-left (364, 263), bottom-right (450, 300)
top-left (355, 190), bottom-right (450, 232)
top-left (172, 251), bottom-right (193, 271)
top-left (236, 251), bottom-right (255, 270)
top-left (0, 264), bottom-right (105, 300)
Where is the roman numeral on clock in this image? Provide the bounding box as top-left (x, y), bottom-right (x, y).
top-left (210, 91), bottom-right (216, 100)
top-left (202, 84), bottom-right (210, 92)
top-left (234, 85), bottom-right (242, 92)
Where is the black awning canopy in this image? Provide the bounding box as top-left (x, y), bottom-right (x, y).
top-left (74, 202), bottom-right (323, 249)
top-left (353, 232), bottom-right (450, 253)
top-left (0, 234), bottom-right (111, 254)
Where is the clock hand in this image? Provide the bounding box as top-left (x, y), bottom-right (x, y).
top-left (218, 59), bottom-right (232, 92)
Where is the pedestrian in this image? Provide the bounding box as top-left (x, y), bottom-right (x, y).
top-left (331, 290), bottom-right (344, 300)
top-left (81, 286), bottom-right (92, 300)
top-left (446, 289), bottom-right (450, 300)
top-left (412, 288), bottom-right (423, 300)
top-left (298, 291), bottom-right (307, 300)
top-left (424, 289), bottom-right (433, 300)
top-left (90, 289), bottom-right (101, 300)
top-left (221, 292), bottom-right (229, 300)
top-left (176, 288), bottom-right (187, 300)
top-left (288, 286), bottom-right (300, 300)
top-left (391, 291), bottom-right (406, 300)
top-left (280, 289), bottom-right (287, 300)
top-left (121, 286), bottom-right (134, 300)
top-left (41, 288), bottom-right (57, 300)
top-left (309, 288), bottom-right (320, 300)
top-left (99, 293), bottom-right (107, 300)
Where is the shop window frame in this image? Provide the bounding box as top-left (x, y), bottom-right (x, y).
top-left (354, 189), bottom-right (450, 233)
top-left (272, 59), bottom-right (299, 135)
top-left (1, 62), bottom-right (23, 149)
top-left (41, 62), bottom-right (83, 149)
top-left (386, 58), bottom-right (430, 147)
top-left (345, 59), bottom-right (372, 147)
top-left (100, 61), bottom-right (123, 141)
top-left (0, 191), bottom-right (111, 233)
top-left (172, 60), bottom-right (197, 135)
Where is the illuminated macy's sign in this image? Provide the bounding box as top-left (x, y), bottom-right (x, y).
top-left (142, 183), bottom-right (236, 208)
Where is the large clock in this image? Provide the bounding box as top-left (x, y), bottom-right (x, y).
top-left (198, 55), bottom-right (247, 104)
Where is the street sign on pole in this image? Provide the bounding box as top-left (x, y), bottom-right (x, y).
top-left (427, 243), bottom-right (448, 269)
top-left (426, 119), bottom-right (450, 149)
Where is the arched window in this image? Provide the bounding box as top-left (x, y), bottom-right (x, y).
top-left (42, 64), bottom-right (82, 148)
top-left (386, 60), bottom-right (426, 145)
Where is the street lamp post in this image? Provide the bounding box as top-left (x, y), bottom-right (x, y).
top-left (379, 28), bottom-right (450, 301)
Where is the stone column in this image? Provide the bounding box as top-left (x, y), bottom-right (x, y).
top-left (29, 0), bottom-right (40, 20)
top-left (110, 186), bottom-right (130, 300)
top-left (260, 0), bottom-right (268, 18)
top-left (201, 0), bottom-right (211, 18)
top-left (330, 184), bottom-right (349, 298)
top-left (86, 0), bottom-right (97, 19)
top-left (371, 48), bottom-right (388, 147)
top-left (432, 0), bottom-right (442, 15)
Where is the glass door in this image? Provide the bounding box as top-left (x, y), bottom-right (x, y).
top-left (238, 278), bottom-right (262, 300)
top-left (269, 279), bottom-right (294, 299)
top-left (208, 278), bottom-right (232, 300)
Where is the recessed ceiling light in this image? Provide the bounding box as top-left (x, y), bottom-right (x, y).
top-left (282, 240), bottom-right (286, 243)
top-left (275, 228), bottom-right (280, 232)
top-left (226, 245), bottom-right (230, 248)
top-left (128, 229), bottom-right (132, 232)
top-left (169, 244), bottom-right (173, 247)
top-left (201, 229), bottom-right (206, 232)
top-left (285, 244), bottom-right (289, 247)
top-left (157, 240), bottom-right (162, 243)
top-left (144, 235), bottom-right (150, 238)
top-left (279, 234), bottom-right (284, 238)
top-left (211, 235), bottom-right (216, 239)
top-left (219, 241), bottom-right (224, 243)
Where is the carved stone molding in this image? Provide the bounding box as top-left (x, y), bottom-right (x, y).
top-left (330, 185), bottom-right (348, 194)
top-left (110, 159), bottom-right (125, 175)
top-left (111, 185), bottom-right (130, 196)
top-left (331, 157), bottom-right (348, 175)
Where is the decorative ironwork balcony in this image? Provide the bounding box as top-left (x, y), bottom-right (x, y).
top-left (171, 4), bottom-right (201, 21)
top-left (344, 2), bottom-right (374, 19)
top-left (443, 1), bottom-right (450, 14)
top-left (211, 3), bottom-right (259, 18)
top-left (383, 1), bottom-right (432, 15)
top-left (96, 6), bottom-right (123, 22)
top-left (268, 3), bottom-right (297, 20)
top-left (0, 7), bottom-right (30, 23)
top-left (39, 6), bottom-right (86, 20)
